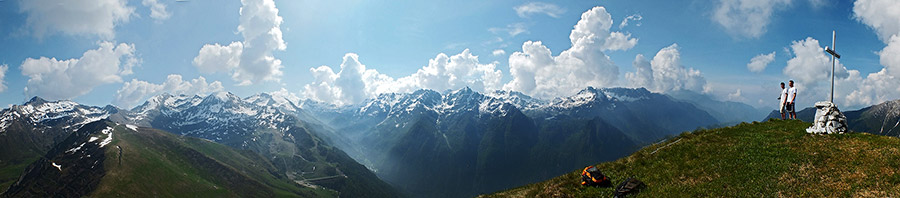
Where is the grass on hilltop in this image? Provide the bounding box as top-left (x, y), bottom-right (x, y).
top-left (482, 119), bottom-right (900, 197)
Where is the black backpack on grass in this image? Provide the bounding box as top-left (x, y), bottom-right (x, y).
top-left (614, 177), bottom-right (644, 198)
top-left (580, 166), bottom-right (611, 187)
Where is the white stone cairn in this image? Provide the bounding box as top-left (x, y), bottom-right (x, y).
top-left (806, 101), bottom-right (847, 134)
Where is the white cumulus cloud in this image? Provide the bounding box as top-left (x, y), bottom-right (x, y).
top-left (841, 69), bottom-right (900, 108)
top-left (193, 42), bottom-right (243, 73)
top-left (569, 7), bottom-right (638, 51)
top-left (853, 0), bottom-right (900, 42)
top-left (879, 35), bottom-right (900, 78)
top-left (839, 0), bottom-right (900, 108)
top-left (503, 6), bottom-right (637, 99)
top-left (303, 53), bottom-right (369, 106)
top-left (21, 41), bottom-right (138, 100)
top-left (193, 0), bottom-right (286, 86)
top-left (603, 32), bottom-right (639, 51)
top-left (837, 0), bottom-right (900, 108)
top-left (747, 51), bottom-right (776, 73)
top-left (624, 54), bottom-right (652, 89)
top-left (400, 49), bottom-right (503, 93)
top-left (783, 37), bottom-right (849, 85)
top-left (514, 2), bottom-right (565, 18)
top-left (114, 75), bottom-right (224, 108)
top-left (625, 44), bottom-right (708, 93)
top-left (302, 49), bottom-right (502, 105)
top-left (712, 0), bottom-right (791, 39)
top-left (20, 0), bottom-right (134, 39)
top-left (142, 0), bottom-right (171, 22)
top-left (854, 0), bottom-right (900, 79)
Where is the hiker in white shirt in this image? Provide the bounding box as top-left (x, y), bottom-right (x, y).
top-left (786, 80), bottom-right (798, 120)
top-left (778, 82), bottom-right (787, 120)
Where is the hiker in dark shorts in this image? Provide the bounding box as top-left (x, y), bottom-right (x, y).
top-left (786, 80), bottom-right (797, 120)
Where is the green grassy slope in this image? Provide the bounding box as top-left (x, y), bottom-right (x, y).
top-left (90, 125), bottom-right (335, 198)
top-left (481, 119), bottom-right (900, 197)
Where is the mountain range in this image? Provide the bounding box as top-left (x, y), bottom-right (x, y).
top-left (0, 93), bottom-right (396, 197)
top-left (10, 86), bottom-right (890, 197)
top-left (298, 87), bottom-right (743, 197)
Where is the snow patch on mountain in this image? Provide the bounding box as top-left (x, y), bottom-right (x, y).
top-left (485, 90), bottom-right (547, 110)
top-left (66, 142), bottom-right (87, 154)
top-left (51, 162), bottom-right (62, 171)
top-left (478, 98), bottom-right (513, 116)
top-left (63, 115), bottom-right (108, 129)
top-left (98, 126), bottom-right (113, 147)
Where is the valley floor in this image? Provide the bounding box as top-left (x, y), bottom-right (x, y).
top-left (481, 119), bottom-right (900, 197)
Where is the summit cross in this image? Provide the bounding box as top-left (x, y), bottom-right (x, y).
top-left (825, 30), bottom-right (841, 103)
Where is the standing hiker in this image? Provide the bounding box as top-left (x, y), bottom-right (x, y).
top-left (779, 82), bottom-right (787, 120)
top-left (787, 80), bottom-right (798, 120)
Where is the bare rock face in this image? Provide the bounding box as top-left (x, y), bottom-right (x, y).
top-left (806, 101), bottom-right (848, 134)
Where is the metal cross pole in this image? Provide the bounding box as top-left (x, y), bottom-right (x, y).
top-left (825, 30), bottom-right (841, 103)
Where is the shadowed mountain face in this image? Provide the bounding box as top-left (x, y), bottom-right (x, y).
top-left (2, 120), bottom-right (112, 197)
top-left (845, 99), bottom-right (900, 136)
top-left (302, 87), bottom-right (720, 197)
top-left (0, 97), bottom-right (115, 190)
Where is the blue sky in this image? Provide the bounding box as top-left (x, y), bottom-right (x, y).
top-left (1, 0), bottom-right (898, 111)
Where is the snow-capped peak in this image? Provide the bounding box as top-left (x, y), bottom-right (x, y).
top-left (1, 97), bottom-right (112, 133)
top-left (133, 93), bottom-right (172, 112)
top-left (598, 87), bottom-right (652, 102)
top-left (209, 91), bottom-right (241, 102)
top-left (548, 87), bottom-right (609, 109)
top-left (245, 93), bottom-right (275, 106)
top-left (438, 87), bottom-right (484, 113)
top-left (340, 87), bottom-right (526, 118)
top-left (245, 92), bottom-right (301, 112)
top-left (132, 93), bottom-right (203, 113)
top-left (485, 90), bottom-right (547, 110)
top-left (268, 90), bottom-right (301, 107)
top-left (447, 86), bottom-right (474, 95)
